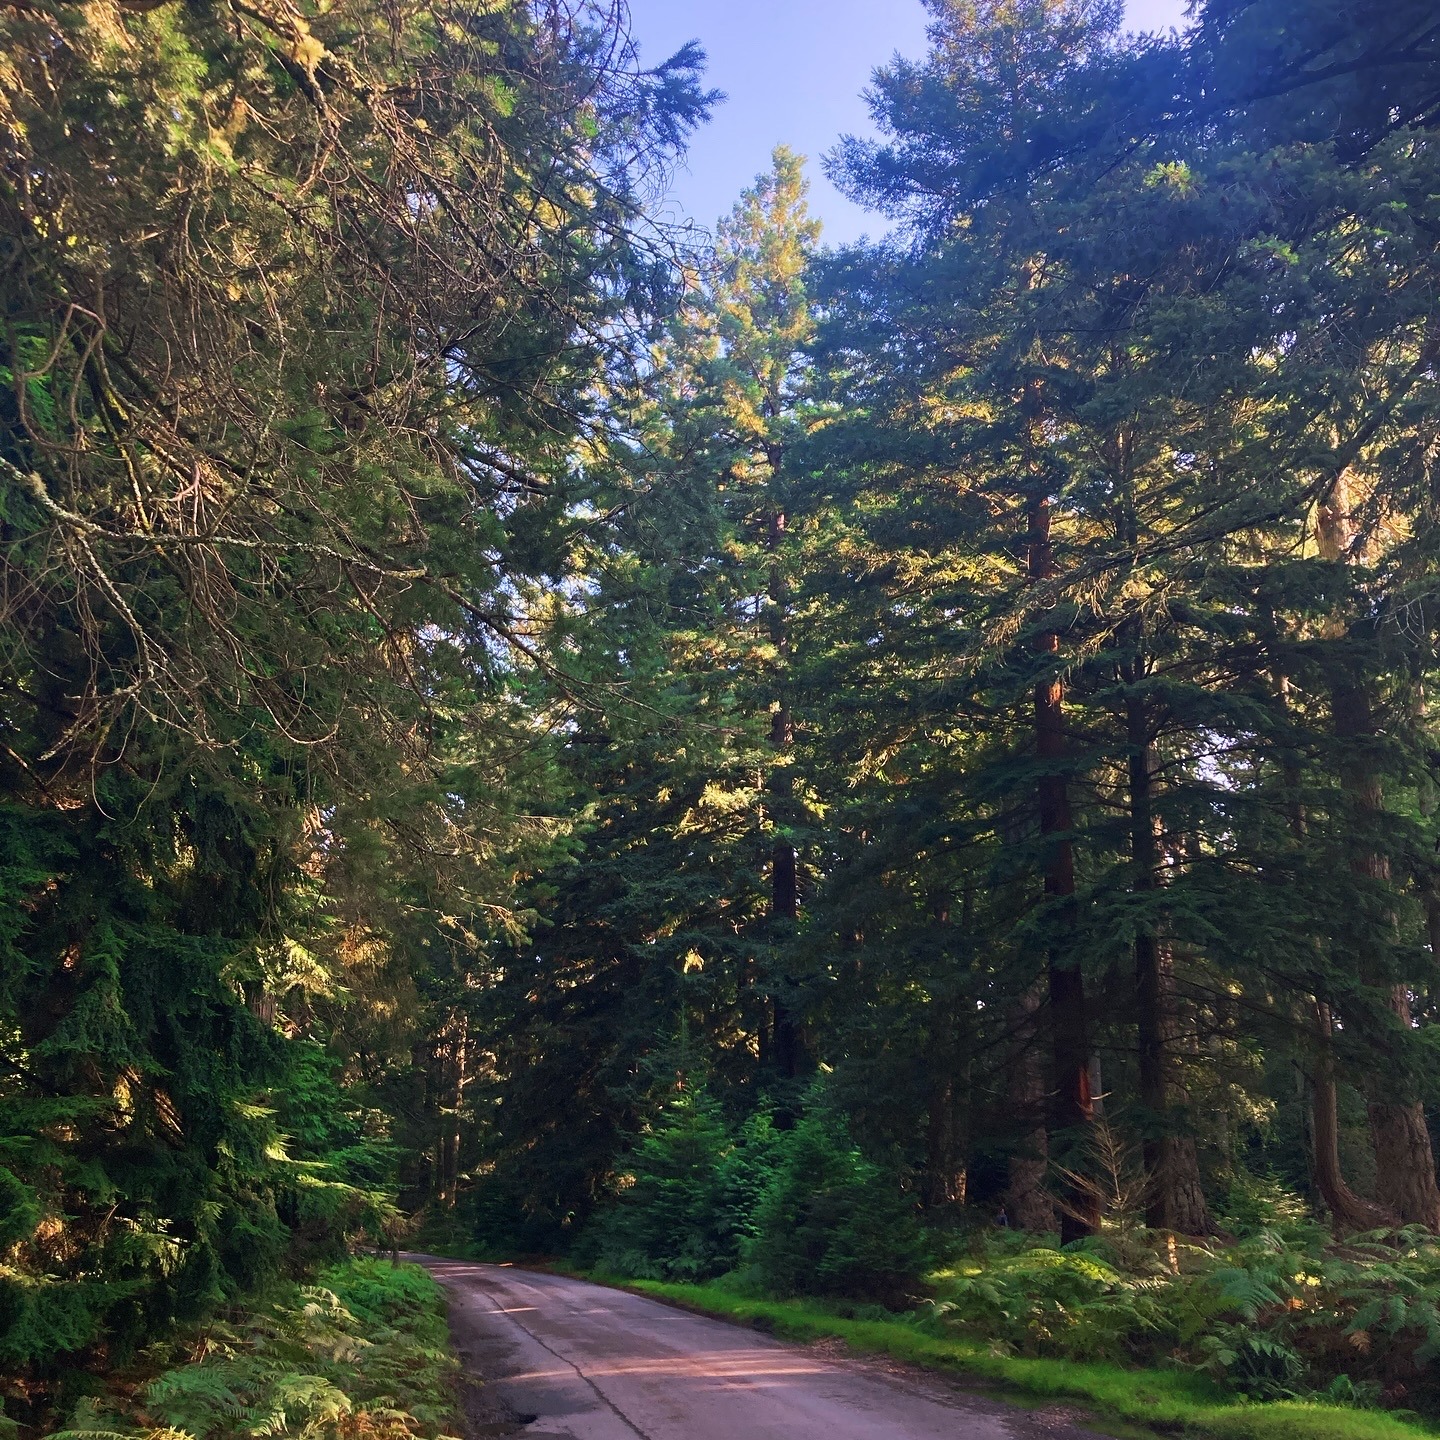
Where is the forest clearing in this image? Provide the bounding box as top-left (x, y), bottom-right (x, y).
top-left (4, 0), bottom-right (1440, 1437)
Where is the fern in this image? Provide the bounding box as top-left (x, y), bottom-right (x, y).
top-left (59, 1261), bottom-right (456, 1440)
top-left (932, 1216), bottom-right (1440, 1411)
top-left (1206, 1265), bottom-right (1285, 1321)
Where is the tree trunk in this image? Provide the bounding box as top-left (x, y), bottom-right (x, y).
top-left (1130, 696), bottom-right (1166, 1225)
top-left (1319, 479), bottom-right (1440, 1228)
top-left (923, 895), bottom-right (967, 1207)
top-left (1163, 1133), bottom-right (1213, 1236)
top-left (246, 984), bottom-right (278, 1028)
top-left (770, 701), bottom-right (801, 1078)
top-left (1155, 944), bottom-right (1214, 1235)
top-left (1006, 981), bottom-right (1057, 1233)
top-left (1331, 664), bottom-right (1440, 1227)
top-left (768, 506), bottom-right (803, 1082)
top-left (1128, 696), bottom-right (1213, 1233)
top-left (1088, 1054), bottom-right (1106, 1117)
top-left (432, 1011), bottom-right (467, 1210)
top-left (1368, 979), bottom-right (1440, 1228)
top-left (1275, 671), bottom-right (1385, 1226)
top-left (924, 1073), bottom-right (967, 1207)
top-left (427, 1036), bottom-right (446, 1207)
top-left (744, 953), bottom-right (771, 1070)
top-left (1029, 492), bottom-right (1097, 1241)
top-left (1336, 689), bottom-right (1440, 1227)
top-left (449, 1013), bottom-right (468, 1208)
top-left (1311, 999), bottom-right (1398, 1231)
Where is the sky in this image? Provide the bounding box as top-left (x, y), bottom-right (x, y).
top-left (628, 0), bottom-right (1192, 245)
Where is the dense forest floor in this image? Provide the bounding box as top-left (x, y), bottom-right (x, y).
top-left (32, 1261), bottom-right (462, 1440)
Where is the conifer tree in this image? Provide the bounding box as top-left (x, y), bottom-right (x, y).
top-left (706, 148), bottom-right (823, 1088)
top-left (0, 0), bottom-right (711, 1400)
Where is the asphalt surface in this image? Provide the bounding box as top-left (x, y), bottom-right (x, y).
top-left (418, 1256), bottom-right (1106, 1440)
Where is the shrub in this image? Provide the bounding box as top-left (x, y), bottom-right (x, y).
top-left (926, 1218), bottom-right (1440, 1418)
top-left (930, 1245), bottom-right (1172, 1363)
top-left (1214, 1173), bottom-right (1321, 1245)
top-left (1183, 1226), bottom-right (1440, 1411)
top-left (715, 1109), bottom-right (785, 1244)
top-left (744, 1108), bottom-right (928, 1305)
top-left (582, 1091), bottom-right (739, 1281)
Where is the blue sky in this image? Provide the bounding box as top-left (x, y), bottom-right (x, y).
top-left (629, 0), bottom-right (1192, 245)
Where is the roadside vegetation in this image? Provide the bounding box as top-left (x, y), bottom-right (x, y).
top-left (614, 1279), bottom-right (1439, 1440)
top-left (518, 1090), bottom-right (1440, 1437)
top-left (43, 1260), bottom-right (459, 1440)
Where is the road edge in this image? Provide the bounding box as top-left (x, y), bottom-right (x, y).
top-left (537, 1266), bottom-right (1440, 1440)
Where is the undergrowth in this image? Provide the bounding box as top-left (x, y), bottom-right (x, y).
top-left (574, 1089), bottom-right (928, 1300)
top-left (922, 1217), bottom-right (1440, 1418)
top-left (42, 1259), bottom-right (458, 1440)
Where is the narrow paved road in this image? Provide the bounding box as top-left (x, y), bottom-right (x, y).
top-left (418, 1257), bottom-right (1103, 1440)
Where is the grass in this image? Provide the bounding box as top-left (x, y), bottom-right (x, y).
top-left (579, 1275), bottom-right (1440, 1440)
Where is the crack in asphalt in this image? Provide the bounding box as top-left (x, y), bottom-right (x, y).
top-left (462, 1270), bottom-right (657, 1440)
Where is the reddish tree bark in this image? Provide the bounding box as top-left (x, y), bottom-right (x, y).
top-left (1337, 683), bottom-right (1440, 1228)
top-left (1322, 479), bottom-right (1440, 1230)
top-left (1276, 676), bottom-right (1396, 1230)
top-left (1127, 696), bottom-right (1214, 1234)
top-left (1311, 1000), bottom-right (1398, 1231)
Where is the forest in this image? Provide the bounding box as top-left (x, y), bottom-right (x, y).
top-left (5, 0), bottom-right (1440, 1435)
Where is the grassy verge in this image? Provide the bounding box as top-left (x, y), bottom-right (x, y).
top-left (50, 1258), bottom-right (462, 1440)
top-left (585, 1276), bottom-right (1438, 1440)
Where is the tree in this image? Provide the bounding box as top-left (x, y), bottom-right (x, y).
top-left (0, 0), bottom-right (712, 1407)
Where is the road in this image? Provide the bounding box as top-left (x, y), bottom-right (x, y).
top-left (419, 1257), bottom-right (1104, 1440)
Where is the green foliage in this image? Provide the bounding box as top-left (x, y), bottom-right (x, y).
top-left (1215, 1176), bottom-right (1323, 1245)
top-left (278, 1049), bottom-right (390, 1178)
top-left (12, 6), bottom-right (1440, 1440)
top-left (743, 1107), bottom-right (929, 1304)
top-left (579, 1092), bottom-right (924, 1302)
top-left (54, 1259), bottom-right (457, 1440)
top-left (929, 1247), bottom-right (1171, 1364)
top-left (0, 1167), bottom-right (41, 1252)
top-left (0, 0), bottom-right (709, 1417)
top-left (916, 1222), bottom-right (1440, 1416)
top-left (582, 1091), bottom-right (747, 1282)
